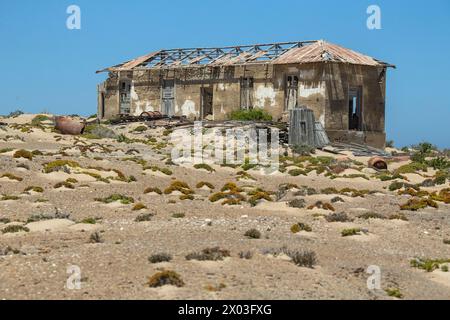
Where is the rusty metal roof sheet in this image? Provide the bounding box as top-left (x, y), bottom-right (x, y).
top-left (96, 40), bottom-right (394, 73)
top-left (273, 40), bottom-right (391, 66)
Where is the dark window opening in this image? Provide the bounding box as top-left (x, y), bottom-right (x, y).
top-left (348, 87), bottom-right (362, 131)
top-left (162, 80), bottom-right (175, 117)
top-left (240, 77), bottom-right (254, 110)
top-left (119, 80), bottom-right (131, 115)
top-left (285, 75), bottom-right (299, 110)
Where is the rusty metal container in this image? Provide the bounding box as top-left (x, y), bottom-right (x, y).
top-left (55, 116), bottom-right (86, 135)
top-left (368, 157), bottom-right (388, 170)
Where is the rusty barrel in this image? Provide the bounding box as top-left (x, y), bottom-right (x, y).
top-left (55, 116), bottom-right (86, 135)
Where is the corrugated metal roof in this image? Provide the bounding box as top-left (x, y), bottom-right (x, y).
top-left (273, 40), bottom-right (388, 66)
top-left (96, 40), bottom-right (394, 73)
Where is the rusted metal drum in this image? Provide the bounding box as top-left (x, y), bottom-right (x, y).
top-left (368, 156), bottom-right (388, 170)
top-left (141, 111), bottom-right (162, 118)
top-left (55, 116), bottom-right (86, 135)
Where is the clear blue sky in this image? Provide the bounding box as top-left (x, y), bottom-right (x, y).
top-left (0, 0), bottom-right (449, 148)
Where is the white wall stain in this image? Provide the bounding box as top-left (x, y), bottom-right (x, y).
top-left (255, 85), bottom-right (276, 109)
top-left (181, 100), bottom-right (198, 117)
top-left (319, 114), bottom-right (325, 127)
top-left (299, 82), bottom-right (326, 98)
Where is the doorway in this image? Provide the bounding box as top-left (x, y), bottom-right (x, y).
top-left (162, 80), bottom-right (175, 117)
top-left (201, 87), bottom-right (214, 120)
top-left (100, 92), bottom-right (105, 118)
top-left (240, 77), bottom-right (254, 110)
top-left (119, 80), bottom-right (131, 115)
top-left (348, 87), bottom-right (362, 131)
top-left (285, 75), bottom-right (299, 110)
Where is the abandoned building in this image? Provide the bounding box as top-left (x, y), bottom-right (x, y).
top-left (96, 40), bottom-right (394, 148)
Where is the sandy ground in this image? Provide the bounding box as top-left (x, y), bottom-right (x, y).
top-left (0, 114), bottom-right (449, 300)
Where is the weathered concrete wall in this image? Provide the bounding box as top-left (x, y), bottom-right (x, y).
top-left (98, 61), bottom-right (387, 147)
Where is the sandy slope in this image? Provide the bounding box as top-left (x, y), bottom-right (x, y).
top-left (0, 115), bottom-right (449, 300)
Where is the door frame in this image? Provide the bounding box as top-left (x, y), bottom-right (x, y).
top-left (200, 86), bottom-right (214, 120)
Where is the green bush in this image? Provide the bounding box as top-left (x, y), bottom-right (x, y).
top-left (147, 270), bottom-right (184, 288)
top-left (244, 229), bottom-right (261, 239)
top-left (229, 109), bottom-right (272, 121)
top-left (83, 124), bottom-right (117, 139)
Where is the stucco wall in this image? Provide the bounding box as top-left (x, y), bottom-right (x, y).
top-left (98, 61), bottom-right (387, 147)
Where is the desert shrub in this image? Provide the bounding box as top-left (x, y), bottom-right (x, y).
top-left (410, 258), bottom-right (450, 272)
top-left (244, 229), bottom-right (261, 239)
top-left (196, 181), bottom-right (215, 189)
top-left (147, 270), bottom-right (184, 288)
top-left (95, 194), bottom-right (134, 205)
top-left (144, 165), bottom-right (173, 176)
top-left (132, 125), bottom-right (148, 133)
top-left (289, 250), bottom-right (317, 268)
top-left (395, 162), bottom-right (428, 175)
top-left (288, 199), bottom-right (306, 209)
top-left (164, 181), bottom-right (193, 195)
top-left (291, 222), bottom-right (312, 233)
top-left (358, 212), bottom-right (386, 220)
top-left (326, 212), bottom-right (353, 223)
top-left (342, 174), bottom-right (369, 180)
top-left (172, 213), bottom-right (185, 219)
top-left (13, 149), bottom-right (33, 160)
top-left (221, 182), bottom-right (241, 192)
top-left (144, 187), bottom-right (163, 195)
top-left (186, 247), bottom-right (230, 261)
top-left (209, 191), bottom-right (246, 205)
top-left (389, 181), bottom-right (405, 191)
top-left (389, 213), bottom-right (408, 221)
top-left (7, 110), bottom-right (24, 118)
top-left (321, 187), bottom-right (339, 195)
top-left (429, 189), bottom-right (450, 204)
top-left (2, 225), bottom-right (30, 234)
top-left (1, 173), bottom-right (23, 181)
top-left (135, 213), bottom-right (154, 222)
top-left (148, 253), bottom-right (172, 264)
top-left (89, 232), bottom-right (103, 243)
top-left (322, 203), bottom-right (336, 211)
top-left (1, 195), bottom-right (20, 201)
top-left (248, 191), bottom-right (272, 206)
top-left (288, 169), bottom-right (307, 176)
top-left (179, 194), bottom-right (194, 201)
top-left (24, 186), bottom-right (44, 193)
top-left (386, 140), bottom-right (395, 148)
top-left (81, 217), bottom-right (97, 224)
top-left (0, 148), bottom-right (14, 154)
top-left (400, 198), bottom-right (439, 211)
top-left (31, 114), bottom-right (50, 126)
top-left (441, 265), bottom-right (449, 272)
top-left (238, 251), bottom-right (253, 259)
top-left (83, 124), bottom-right (117, 139)
top-left (331, 196), bottom-right (344, 203)
top-left (341, 228), bottom-right (362, 237)
top-left (428, 157), bottom-right (450, 170)
top-left (132, 203), bottom-right (147, 211)
top-left (229, 109), bottom-right (272, 121)
top-left (385, 288), bottom-right (403, 299)
top-left (193, 163), bottom-right (215, 172)
top-left (434, 171), bottom-right (448, 185)
top-left (444, 239), bottom-right (450, 245)
top-left (54, 181), bottom-right (75, 189)
top-left (291, 144), bottom-right (316, 156)
top-left (307, 201), bottom-right (335, 211)
top-left (43, 160), bottom-right (80, 173)
top-left (0, 217), bottom-right (11, 224)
